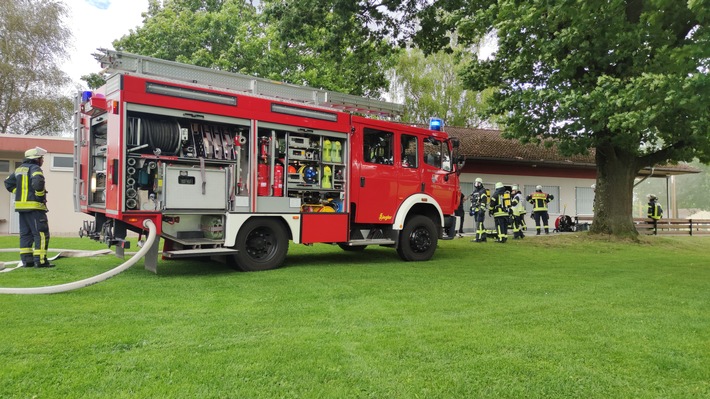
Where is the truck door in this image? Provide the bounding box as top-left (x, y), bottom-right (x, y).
top-left (397, 133), bottom-right (421, 201)
top-left (421, 137), bottom-right (457, 215)
top-left (353, 127), bottom-right (398, 224)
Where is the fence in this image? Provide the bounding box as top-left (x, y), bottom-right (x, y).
top-left (574, 216), bottom-right (710, 236)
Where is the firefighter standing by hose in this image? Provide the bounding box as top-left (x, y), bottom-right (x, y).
top-left (4, 147), bottom-right (54, 268)
top-left (469, 178), bottom-right (488, 242)
top-left (527, 185), bottom-right (554, 235)
top-left (510, 185), bottom-right (526, 239)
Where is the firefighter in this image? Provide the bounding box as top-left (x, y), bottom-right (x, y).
top-left (469, 177), bottom-right (488, 242)
top-left (489, 182), bottom-right (511, 243)
top-left (527, 185), bottom-right (554, 235)
top-left (3, 147), bottom-right (54, 267)
top-left (510, 185), bottom-right (526, 239)
top-left (647, 194), bottom-right (663, 228)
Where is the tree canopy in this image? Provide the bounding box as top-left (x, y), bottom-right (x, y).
top-left (0, 0), bottom-right (72, 135)
top-left (415, 0), bottom-right (710, 236)
top-left (111, 0), bottom-right (428, 97)
top-left (389, 48), bottom-right (492, 127)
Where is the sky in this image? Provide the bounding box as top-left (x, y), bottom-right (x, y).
top-left (62, 0), bottom-right (149, 86)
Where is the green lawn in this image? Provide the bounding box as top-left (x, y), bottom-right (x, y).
top-left (1, 234), bottom-right (708, 398)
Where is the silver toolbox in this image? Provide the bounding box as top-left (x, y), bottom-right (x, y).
top-left (163, 165), bottom-right (227, 210)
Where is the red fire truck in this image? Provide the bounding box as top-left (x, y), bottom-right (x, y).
top-left (73, 50), bottom-right (463, 272)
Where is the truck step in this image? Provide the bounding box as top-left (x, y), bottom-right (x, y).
top-left (163, 248), bottom-right (238, 259)
top-left (342, 239), bottom-right (396, 246)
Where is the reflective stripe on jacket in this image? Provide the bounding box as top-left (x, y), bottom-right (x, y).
top-left (647, 202), bottom-right (663, 220)
top-left (528, 192), bottom-right (550, 212)
top-left (4, 161), bottom-right (47, 212)
top-left (511, 192), bottom-right (526, 216)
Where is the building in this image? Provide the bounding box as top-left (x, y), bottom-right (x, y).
top-left (447, 127), bottom-right (699, 231)
top-left (1, 134), bottom-right (87, 236)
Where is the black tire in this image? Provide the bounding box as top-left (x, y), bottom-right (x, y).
top-left (230, 218), bottom-right (288, 271)
top-left (397, 215), bottom-right (438, 261)
top-left (338, 243), bottom-right (367, 251)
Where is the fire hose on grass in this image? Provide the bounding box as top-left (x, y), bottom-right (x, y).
top-left (0, 219), bottom-right (157, 295)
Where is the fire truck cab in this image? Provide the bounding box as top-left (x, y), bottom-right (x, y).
top-left (74, 50), bottom-right (463, 272)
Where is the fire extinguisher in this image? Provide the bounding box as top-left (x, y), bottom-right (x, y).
top-left (273, 161), bottom-right (284, 197)
top-left (257, 137), bottom-right (270, 196)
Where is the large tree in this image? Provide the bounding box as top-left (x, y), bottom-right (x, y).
top-left (415, 0), bottom-right (710, 237)
top-left (0, 0), bottom-right (72, 136)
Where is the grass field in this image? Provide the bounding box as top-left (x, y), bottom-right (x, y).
top-left (1, 233), bottom-right (708, 398)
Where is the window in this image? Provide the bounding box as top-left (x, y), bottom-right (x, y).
top-left (576, 186), bottom-right (595, 215)
top-left (423, 137), bottom-right (451, 170)
top-left (51, 154), bottom-right (74, 171)
top-left (363, 128), bottom-right (393, 165)
top-left (0, 160), bottom-right (9, 173)
top-left (401, 134), bottom-right (418, 168)
top-left (523, 185), bottom-right (560, 214)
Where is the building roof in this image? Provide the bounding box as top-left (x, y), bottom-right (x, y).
top-left (0, 133), bottom-right (73, 156)
top-left (442, 126), bottom-right (699, 177)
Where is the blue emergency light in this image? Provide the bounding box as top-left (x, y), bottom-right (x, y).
top-left (429, 117), bottom-right (443, 131)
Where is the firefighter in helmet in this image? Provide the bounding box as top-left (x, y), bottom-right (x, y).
top-left (469, 177), bottom-right (488, 242)
top-left (647, 194), bottom-right (663, 228)
top-left (510, 184), bottom-right (526, 239)
top-left (4, 147), bottom-right (54, 267)
top-left (527, 185), bottom-right (554, 235)
top-left (489, 182), bottom-right (512, 243)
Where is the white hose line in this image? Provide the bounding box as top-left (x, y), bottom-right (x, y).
top-left (0, 249), bottom-right (114, 274)
top-left (0, 248), bottom-right (111, 253)
top-left (0, 219), bottom-right (157, 295)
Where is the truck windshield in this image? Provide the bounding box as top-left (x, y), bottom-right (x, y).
top-left (423, 138), bottom-right (452, 171)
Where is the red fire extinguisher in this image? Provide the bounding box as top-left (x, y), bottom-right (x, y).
top-left (273, 162), bottom-right (284, 197)
top-left (257, 137), bottom-right (270, 196)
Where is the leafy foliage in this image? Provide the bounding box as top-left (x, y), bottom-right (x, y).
top-left (414, 0), bottom-right (710, 235)
top-left (389, 48), bottom-right (493, 127)
top-left (0, 0), bottom-right (72, 135)
top-left (110, 0), bottom-right (428, 97)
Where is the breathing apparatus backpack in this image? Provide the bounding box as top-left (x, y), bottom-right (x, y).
top-left (501, 190), bottom-right (512, 212)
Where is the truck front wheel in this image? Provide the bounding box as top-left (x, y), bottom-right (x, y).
top-left (230, 218), bottom-right (288, 271)
top-left (397, 215), bottom-right (438, 261)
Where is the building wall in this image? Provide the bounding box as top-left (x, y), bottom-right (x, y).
top-left (1, 152), bottom-right (90, 236)
top-left (459, 161), bottom-right (597, 231)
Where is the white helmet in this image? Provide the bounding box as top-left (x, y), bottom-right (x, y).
top-left (512, 184), bottom-right (519, 191)
top-left (475, 177), bottom-right (483, 184)
top-left (536, 185), bottom-right (542, 190)
top-left (591, 184), bottom-right (596, 190)
top-left (648, 194), bottom-right (657, 200)
top-left (495, 182), bottom-right (504, 189)
top-left (25, 147), bottom-right (48, 159)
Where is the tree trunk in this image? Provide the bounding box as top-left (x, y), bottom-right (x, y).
top-left (590, 141), bottom-right (639, 237)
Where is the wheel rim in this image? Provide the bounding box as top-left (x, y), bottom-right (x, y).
top-left (409, 226), bottom-right (432, 253)
top-left (245, 227), bottom-right (276, 260)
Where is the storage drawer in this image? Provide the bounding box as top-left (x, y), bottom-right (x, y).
top-left (163, 166), bottom-right (227, 210)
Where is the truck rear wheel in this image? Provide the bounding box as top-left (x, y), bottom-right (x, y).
top-left (397, 215), bottom-right (437, 261)
top-left (230, 218), bottom-right (288, 271)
